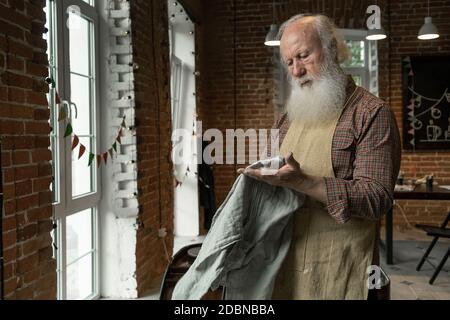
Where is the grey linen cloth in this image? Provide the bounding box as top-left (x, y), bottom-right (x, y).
top-left (171, 156), bottom-right (304, 300)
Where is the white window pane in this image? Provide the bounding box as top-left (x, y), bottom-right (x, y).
top-left (72, 137), bottom-right (94, 197)
top-left (66, 253), bottom-right (93, 300)
top-left (66, 208), bottom-right (93, 264)
top-left (342, 40), bottom-right (365, 68)
top-left (70, 73), bottom-right (93, 136)
top-left (68, 12), bottom-right (90, 76)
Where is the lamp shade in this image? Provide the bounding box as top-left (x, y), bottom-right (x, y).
top-left (265, 24), bottom-right (280, 46)
top-left (366, 27), bottom-right (387, 40)
top-left (418, 17), bottom-right (439, 40)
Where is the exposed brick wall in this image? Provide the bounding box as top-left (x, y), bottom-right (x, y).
top-left (130, 0), bottom-right (174, 296)
top-left (379, 0), bottom-right (450, 229)
top-left (199, 0), bottom-right (276, 209)
top-left (198, 0), bottom-right (450, 229)
top-left (0, 0), bottom-right (55, 299)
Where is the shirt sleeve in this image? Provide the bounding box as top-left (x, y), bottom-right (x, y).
top-left (324, 104), bottom-right (401, 223)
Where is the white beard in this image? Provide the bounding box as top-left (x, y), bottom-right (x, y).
top-left (285, 63), bottom-right (348, 124)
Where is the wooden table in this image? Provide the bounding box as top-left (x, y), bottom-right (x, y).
top-left (383, 184), bottom-right (450, 264)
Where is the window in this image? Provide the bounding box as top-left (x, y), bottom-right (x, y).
top-left (339, 29), bottom-right (379, 96)
top-left (45, 0), bottom-right (100, 300)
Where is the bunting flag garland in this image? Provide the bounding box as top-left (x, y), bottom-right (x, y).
top-left (49, 82), bottom-right (129, 167)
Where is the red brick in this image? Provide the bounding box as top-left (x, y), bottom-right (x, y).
top-left (9, 39), bottom-right (33, 59)
top-left (33, 107), bottom-right (50, 120)
top-left (12, 150), bottom-right (30, 165)
top-left (16, 193), bottom-right (39, 211)
top-left (27, 204), bottom-right (51, 222)
top-left (38, 245), bottom-right (53, 262)
top-left (26, 91), bottom-right (48, 106)
top-left (37, 220), bottom-right (53, 234)
top-left (16, 284), bottom-right (35, 299)
top-left (15, 180), bottom-right (32, 197)
top-left (14, 164), bottom-right (38, 181)
top-left (32, 176), bottom-right (51, 192)
top-left (38, 190), bottom-right (52, 206)
top-left (7, 87), bottom-right (26, 102)
top-left (0, 119), bottom-right (25, 134)
top-left (23, 268), bottom-right (39, 285)
top-left (26, 61), bottom-right (48, 77)
top-left (4, 199), bottom-right (16, 216)
top-left (25, 121), bottom-right (51, 134)
top-left (3, 230), bottom-right (17, 249)
top-left (2, 150), bottom-right (12, 167)
top-left (3, 246), bottom-right (18, 263)
top-left (17, 223), bottom-right (37, 242)
top-left (1, 72), bottom-right (33, 89)
top-left (31, 148), bottom-right (51, 162)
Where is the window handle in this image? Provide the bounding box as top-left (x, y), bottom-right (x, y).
top-left (69, 101), bottom-right (78, 120)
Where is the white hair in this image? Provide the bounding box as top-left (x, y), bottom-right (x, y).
top-left (277, 14), bottom-right (350, 64)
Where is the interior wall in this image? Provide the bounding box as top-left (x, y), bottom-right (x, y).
top-left (0, 0), bottom-right (56, 299)
top-left (129, 0), bottom-right (174, 297)
top-left (379, 0), bottom-right (450, 228)
top-left (197, 0), bottom-right (450, 229)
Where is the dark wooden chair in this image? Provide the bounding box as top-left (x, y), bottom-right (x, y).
top-left (159, 243), bottom-right (224, 300)
top-left (416, 211), bottom-right (450, 284)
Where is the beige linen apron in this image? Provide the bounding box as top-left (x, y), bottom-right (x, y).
top-left (272, 111), bottom-right (377, 300)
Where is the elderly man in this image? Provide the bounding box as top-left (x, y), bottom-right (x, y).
top-left (239, 14), bottom-right (401, 299)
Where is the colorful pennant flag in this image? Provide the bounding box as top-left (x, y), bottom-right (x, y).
top-left (88, 152), bottom-right (95, 167)
top-left (64, 123), bottom-right (73, 137)
top-left (72, 135), bottom-right (79, 150)
top-left (97, 154), bottom-right (102, 168)
top-left (78, 144), bottom-right (86, 159)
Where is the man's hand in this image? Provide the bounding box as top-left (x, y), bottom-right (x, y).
top-left (237, 152), bottom-right (328, 203)
top-left (237, 152), bottom-right (307, 190)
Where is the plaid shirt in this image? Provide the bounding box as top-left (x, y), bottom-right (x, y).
top-left (270, 77), bottom-right (401, 224)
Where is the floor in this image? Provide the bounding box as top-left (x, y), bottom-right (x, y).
top-left (379, 227), bottom-right (450, 300)
top-left (139, 229), bottom-right (450, 300)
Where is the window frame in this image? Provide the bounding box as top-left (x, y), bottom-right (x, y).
top-left (339, 29), bottom-right (371, 91)
top-left (47, 0), bottom-right (101, 300)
